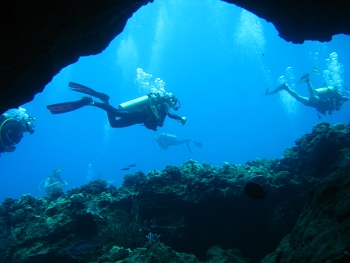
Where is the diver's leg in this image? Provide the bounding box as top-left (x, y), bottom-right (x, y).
top-left (265, 83), bottom-right (288, 95)
top-left (91, 102), bottom-right (146, 128)
top-left (111, 118), bottom-right (142, 128)
top-left (306, 80), bottom-right (320, 102)
top-left (284, 86), bottom-right (310, 104)
top-left (265, 82), bottom-right (310, 104)
top-left (297, 73), bottom-right (320, 103)
top-left (172, 139), bottom-right (191, 146)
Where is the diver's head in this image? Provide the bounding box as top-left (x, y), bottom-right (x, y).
top-left (332, 85), bottom-right (350, 101)
top-left (24, 115), bottom-right (35, 134)
top-left (20, 114), bottom-right (36, 134)
top-left (164, 92), bottom-right (181, 111)
top-left (51, 167), bottom-right (62, 177)
top-left (5, 108), bottom-right (36, 134)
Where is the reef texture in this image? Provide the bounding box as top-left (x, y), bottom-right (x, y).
top-left (261, 165), bottom-right (350, 263)
top-left (0, 122), bottom-right (349, 263)
top-left (1, 0), bottom-right (350, 114)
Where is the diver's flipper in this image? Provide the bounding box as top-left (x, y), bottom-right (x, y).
top-left (193, 141), bottom-right (203, 148)
top-left (69, 82), bottom-right (110, 102)
top-left (47, 97), bottom-right (92, 114)
top-left (296, 73), bottom-right (310, 85)
top-left (263, 84), bottom-right (287, 95)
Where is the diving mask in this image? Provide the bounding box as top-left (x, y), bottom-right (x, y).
top-left (165, 93), bottom-right (181, 110)
top-left (24, 116), bottom-right (36, 134)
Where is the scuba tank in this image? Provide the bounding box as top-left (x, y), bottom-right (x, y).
top-left (164, 133), bottom-right (177, 139)
top-left (118, 95), bottom-right (150, 110)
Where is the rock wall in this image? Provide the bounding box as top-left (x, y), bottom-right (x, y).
top-left (0, 0), bottom-right (152, 114)
top-left (0, 122), bottom-right (349, 262)
top-left (1, 0), bottom-right (350, 114)
top-left (223, 0), bottom-right (350, 44)
top-left (261, 164), bottom-right (350, 263)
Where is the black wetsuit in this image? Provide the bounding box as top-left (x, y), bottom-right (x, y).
top-left (156, 134), bottom-right (192, 150)
top-left (92, 100), bottom-right (182, 131)
top-left (309, 96), bottom-right (348, 116)
top-left (308, 98), bottom-right (333, 116)
top-left (0, 115), bottom-right (24, 153)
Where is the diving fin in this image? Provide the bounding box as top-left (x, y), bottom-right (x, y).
top-left (193, 141), bottom-right (203, 148)
top-left (69, 82), bottom-right (110, 103)
top-left (47, 97), bottom-right (92, 114)
top-left (296, 73), bottom-right (310, 85)
top-left (263, 84), bottom-right (288, 95)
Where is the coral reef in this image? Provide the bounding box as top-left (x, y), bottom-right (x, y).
top-left (0, 122), bottom-right (349, 263)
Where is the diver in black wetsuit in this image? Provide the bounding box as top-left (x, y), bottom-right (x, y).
top-left (47, 82), bottom-right (187, 131)
top-left (154, 133), bottom-right (203, 152)
top-left (264, 73), bottom-right (350, 118)
top-left (0, 108), bottom-right (35, 155)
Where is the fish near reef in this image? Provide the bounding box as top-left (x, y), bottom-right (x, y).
top-left (244, 182), bottom-right (267, 199)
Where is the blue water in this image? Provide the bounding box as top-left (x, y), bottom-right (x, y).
top-left (1, 0), bottom-right (349, 201)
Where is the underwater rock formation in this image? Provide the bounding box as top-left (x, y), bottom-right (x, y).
top-left (261, 165), bottom-right (350, 263)
top-left (223, 0), bottom-right (350, 44)
top-left (0, 122), bottom-right (349, 263)
top-left (2, 0), bottom-right (350, 114)
top-left (0, 0), bottom-right (153, 114)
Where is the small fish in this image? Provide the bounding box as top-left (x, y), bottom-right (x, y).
top-left (129, 164), bottom-right (136, 167)
top-left (121, 167), bottom-right (130, 171)
top-left (146, 232), bottom-right (161, 244)
top-left (312, 67), bottom-right (319, 73)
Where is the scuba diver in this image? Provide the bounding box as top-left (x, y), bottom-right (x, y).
top-left (0, 107), bottom-right (35, 155)
top-left (44, 167), bottom-right (68, 194)
top-left (154, 133), bottom-right (203, 152)
top-left (47, 82), bottom-right (187, 131)
top-left (264, 73), bottom-right (350, 118)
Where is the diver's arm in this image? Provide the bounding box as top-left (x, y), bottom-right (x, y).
top-left (3, 121), bottom-right (23, 151)
top-left (46, 181), bottom-right (60, 188)
top-left (44, 178), bottom-right (55, 190)
top-left (4, 131), bottom-right (17, 152)
top-left (59, 179), bottom-right (68, 187)
top-left (166, 110), bottom-right (187, 125)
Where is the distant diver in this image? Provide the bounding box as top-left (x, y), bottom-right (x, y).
top-left (264, 73), bottom-right (350, 118)
top-left (44, 167), bottom-right (68, 194)
top-left (154, 133), bottom-right (203, 153)
top-left (47, 82), bottom-right (187, 131)
top-left (0, 107), bottom-right (35, 155)
top-left (121, 164), bottom-right (136, 170)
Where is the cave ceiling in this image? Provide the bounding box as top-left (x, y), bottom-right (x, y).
top-left (1, 0), bottom-right (349, 114)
